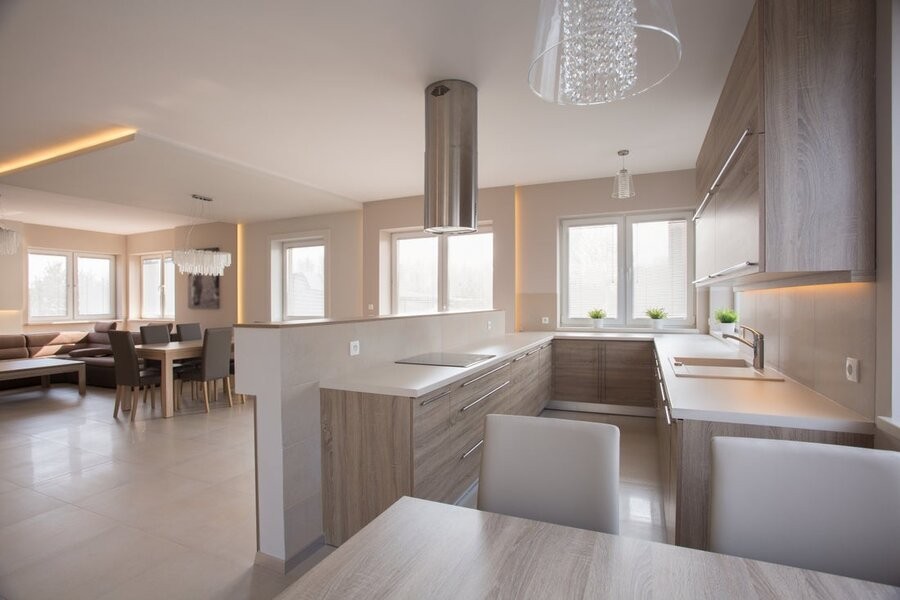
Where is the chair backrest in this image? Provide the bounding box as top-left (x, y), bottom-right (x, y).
top-left (477, 414), bottom-right (620, 534)
top-left (176, 322), bottom-right (202, 342)
top-left (140, 324), bottom-right (171, 345)
top-left (108, 330), bottom-right (141, 387)
top-left (709, 436), bottom-right (900, 586)
top-left (202, 327), bottom-right (232, 380)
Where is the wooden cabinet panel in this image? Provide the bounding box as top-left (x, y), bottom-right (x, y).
top-left (412, 388), bottom-right (452, 502)
top-left (601, 341), bottom-right (656, 407)
top-left (694, 200), bottom-right (716, 281)
top-left (446, 429), bottom-right (485, 502)
top-left (509, 348), bottom-right (540, 416)
top-left (712, 140), bottom-right (761, 274)
top-left (552, 340), bottom-right (599, 403)
top-left (537, 342), bottom-right (553, 414)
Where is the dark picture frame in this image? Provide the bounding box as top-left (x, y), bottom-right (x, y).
top-left (188, 248), bottom-right (221, 309)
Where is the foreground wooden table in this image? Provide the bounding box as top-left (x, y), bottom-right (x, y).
top-left (135, 341), bottom-right (202, 417)
top-left (0, 358), bottom-right (85, 396)
top-left (278, 497), bottom-right (898, 599)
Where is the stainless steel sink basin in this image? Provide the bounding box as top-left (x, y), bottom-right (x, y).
top-left (669, 356), bottom-right (784, 382)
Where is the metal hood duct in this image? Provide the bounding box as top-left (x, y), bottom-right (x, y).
top-left (424, 79), bottom-right (478, 234)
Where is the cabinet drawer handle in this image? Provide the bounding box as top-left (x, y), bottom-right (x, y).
top-left (461, 362), bottom-right (510, 387)
top-left (693, 128), bottom-right (753, 222)
top-left (539, 343), bottom-right (551, 350)
top-left (663, 402), bottom-right (672, 426)
top-left (692, 261), bottom-right (759, 285)
top-left (461, 380), bottom-right (510, 412)
top-left (420, 390), bottom-right (450, 407)
top-left (512, 353), bottom-right (528, 363)
top-left (658, 380), bottom-right (668, 404)
top-left (526, 348), bottom-right (540, 356)
top-left (461, 439), bottom-right (484, 460)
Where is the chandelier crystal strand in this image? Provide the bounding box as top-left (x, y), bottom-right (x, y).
top-left (173, 248), bottom-right (232, 277)
top-left (0, 227), bottom-right (19, 255)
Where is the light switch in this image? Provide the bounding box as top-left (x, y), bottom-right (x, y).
top-left (845, 357), bottom-right (859, 383)
top-left (350, 340), bottom-right (360, 356)
top-left (367, 304), bottom-right (374, 311)
top-left (541, 317), bottom-right (550, 325)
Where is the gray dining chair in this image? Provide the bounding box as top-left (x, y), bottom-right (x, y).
top-left (109, 330), bottom-right (161, 422)
top-left (179, 327), bottom-right (234, 412)
top-left (175, 322), bottom-right (202, 342)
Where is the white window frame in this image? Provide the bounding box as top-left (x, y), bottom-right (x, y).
top-left (390, 224), bottom-right (494, 315)
top-left (282, 237), bottom-right (328, 320)
top-left (27, 249), bottom-right (117, 322)
top-left (559, 211), bottom-right (694, 328)
top-left (139, 253), bottom-right (175, 320)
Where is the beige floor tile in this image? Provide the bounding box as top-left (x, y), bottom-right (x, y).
top-left (32, 459), bottom-right (158, 504)
top-left (0, 432), bottom-right (35, 450)
top-left (0, 477), bottom-right (20, 494)
top-left (0, 486), bottom-right (66, 528)
top-left (0, 439), bottom-right (112, 486)
top-left (165, 442), bottom-right (255, 485)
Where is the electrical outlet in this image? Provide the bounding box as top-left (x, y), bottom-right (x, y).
top-left (487, 320), bottom-right (493, 330)
top-left (541, 317), bottom-right (550, 325)
top-left (845, 357), bottom-right (859, 383)
top-left (367, 304), bottom-right (374, 311)
top-left (349, 340), bottom-right (360, 356)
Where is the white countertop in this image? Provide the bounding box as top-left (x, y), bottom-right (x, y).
top-left (320, 331), bottom-right (873, 434)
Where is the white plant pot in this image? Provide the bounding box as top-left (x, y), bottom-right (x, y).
top-left (651, 319), bottom-right (665, 330)
top-left (719, 322), bottom-right (736, 335)
top-left (591, 318), bottom-right (605, 329)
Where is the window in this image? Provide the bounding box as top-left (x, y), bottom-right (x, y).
top-left (283, 239), bottom-right (326, 319)
top-left (391, 227), bottom-right (493, 314)
top-left (141, 254), bottom-right (175, 319)
top-left (28, 250), bottom-right (116, 321)
top-left (560, 212), bottom-right (693, 327)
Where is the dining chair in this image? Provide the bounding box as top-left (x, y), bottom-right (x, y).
top-left (709, 436), bottom-right (900, 586)
top-left (477, 414), bottom-right (620, 534)
top-left (175, 322), bottom-right (202, 342)
top-left (109, 330), bottom-right (161, 422)
top-left (179, 327), bottom-right (234, 412)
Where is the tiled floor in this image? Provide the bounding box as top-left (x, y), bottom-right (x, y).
top-left (0, 384), bottom-right (329, 600)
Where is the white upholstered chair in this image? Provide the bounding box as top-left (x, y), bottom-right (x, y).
top-left (709, 436), bottom-right (900, 586)
top-left (477, 414), bottom-right (620, 534)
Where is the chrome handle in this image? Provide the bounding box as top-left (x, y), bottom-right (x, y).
top-left (461, 362), bottom-right (509, 387)
top-left (461, 439), bottom-right (484, 459)
top-left (539, 343), bottom-right (552, 350)
top-left (461, 380), bottom-right (509, 412)
top-left (709, 261), bottom-right (758, 278)
top-left (512, 353), bottom-right (527, 363)
top-left (658, 380), bottom-right (668, 403)
top-left (663, 401), bottom-right (672, 426)
top-left (420, 390), bottom-right (450, 407)
top-left (526, 348), bottom-right (540, 356)
top-left (691, 274), bottom-right (715, 285)
top-left (693, 128), bottom-right (753, 222)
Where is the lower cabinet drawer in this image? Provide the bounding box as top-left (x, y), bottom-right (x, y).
top-left (446, 431), bottom-right (484, 503)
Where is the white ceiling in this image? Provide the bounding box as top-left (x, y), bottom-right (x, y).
top-left (0, 0), bottom-right (754, 229)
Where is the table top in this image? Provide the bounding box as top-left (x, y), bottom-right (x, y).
top-left (277, 497), bottom-right (898, 600)
top-left (134, 340), bottom-right (203, 359)
top-left (0, 357), bottom-right (84, 372)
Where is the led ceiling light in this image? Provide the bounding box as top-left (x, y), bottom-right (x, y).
top-left (529, 0), bottom-right (681, 105)
top-left (0, 127), bottom-right (137, 176)
top-left (0, 194), bottom-right (19, 255)
top-left (173, 195), bottom-right (232, 277)
top-left (611, 149), bottom-right (635, 199)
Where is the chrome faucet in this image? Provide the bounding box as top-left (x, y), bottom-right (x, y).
top-left (723, 325), bottom-right (765, 370)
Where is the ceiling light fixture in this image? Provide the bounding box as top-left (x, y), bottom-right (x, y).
top-left (0, 127), bottom-right (137, 176)
top-left (612, 149), bottom-right (635, 199)
top-left (173, 195), bottom-right (232, 277)
top-left (0, 194), bottom-right (19, 255)
top-left (528, 0), bottom-right (682, 105)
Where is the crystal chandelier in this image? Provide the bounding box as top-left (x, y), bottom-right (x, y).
top-left (0, 194), bottom-right (19, 256)
top-left (529, 0), bottom-right (682, 105)
top-left (174, 195), bottom-right (232, 277)
top-left (612, 149), bottom-right (635, 199)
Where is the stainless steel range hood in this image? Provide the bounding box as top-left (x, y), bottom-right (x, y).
top-left (424, 79), bottom-right (478, 234)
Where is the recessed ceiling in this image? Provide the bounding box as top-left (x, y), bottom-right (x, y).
top-left (0, 0), bottom-right (753, 223)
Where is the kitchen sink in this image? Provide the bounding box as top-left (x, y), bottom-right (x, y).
top-left (669, 356), bottom-right (784, 382)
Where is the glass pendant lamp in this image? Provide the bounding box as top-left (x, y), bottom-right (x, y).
top-left (529, 0), bottom-right (682, 105)
top-left (173, 195), bottom-right (232, 277)
top-left (612, 149), bottom-right (635, 199)
top-left (0, 194), bottom-right (19, 256)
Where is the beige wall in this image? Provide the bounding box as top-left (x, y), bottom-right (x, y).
top-left (736, 283), bottom-right (877, 419)
top-left (241, 211), bottom-right (362, 323)
top-left (516, 169), bottom-right (696, 331)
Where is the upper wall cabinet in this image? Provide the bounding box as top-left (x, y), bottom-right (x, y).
top-left (693, 0), bottom-right (875, 289)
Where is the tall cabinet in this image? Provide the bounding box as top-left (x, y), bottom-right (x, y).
top-left (693, 0), bottom-right (875, 288)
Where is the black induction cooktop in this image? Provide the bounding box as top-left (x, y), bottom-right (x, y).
top-left (395, 352), bottom-right (495, 368)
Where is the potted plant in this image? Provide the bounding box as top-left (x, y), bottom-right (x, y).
top-left (645, 307), bottom-right (667, 330)
top-left (714, 308), bottom-right (738, 335)
top-left (587, 309), bottom-right (607, 328)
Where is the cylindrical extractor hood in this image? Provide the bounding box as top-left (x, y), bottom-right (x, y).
top-left (424, 79), bottom-right (478, 234)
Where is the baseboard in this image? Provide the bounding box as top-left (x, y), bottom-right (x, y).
top-left (255, 535), bottom-right (326, 575)
top-left (546, 400), bottom-right (655, 418)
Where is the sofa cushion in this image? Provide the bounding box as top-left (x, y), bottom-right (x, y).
top-left (78, 356), bottom-right (116, 368)
top-left (0, 334), bottom-right (28, 360)
top-left (68, 347), bottom-right (112, 358)
top-left (85, 331), bottom-right (110, 345)
top-left (94, 321), bottom-right (117, 333)
top-left (26, 331), bottom-right (90, 357)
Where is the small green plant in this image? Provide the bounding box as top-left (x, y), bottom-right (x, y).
top-left (587, 309), bottom-right (607, 319)
top-left (714, 308), bottom-right (738, 324)
top-left (645, 307), bottom-right (667, 320)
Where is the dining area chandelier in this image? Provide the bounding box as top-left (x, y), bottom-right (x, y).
top-left (173, 194), bottom-right (232, 277)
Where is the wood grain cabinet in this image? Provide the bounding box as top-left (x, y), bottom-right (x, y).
top-left (321, 344), bottom-right (552, 547)
top-left (694, 0), bottom-right (875, 287)
top-left (552, 339), bottom-right (655, 408)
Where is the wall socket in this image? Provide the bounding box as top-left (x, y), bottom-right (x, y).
top-left (367, 303), bottom-right (374, 311)
top-left (349, 340), bottom-right (360, 356)
top-left (541, 317), bottom-right (550, 325)
top-left (487, 320), bottom-right (493, 330)
top-left (845, 357), bottom-right (859, 383)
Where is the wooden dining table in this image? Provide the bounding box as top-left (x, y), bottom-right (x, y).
top-left (277, 496), bottom-right (899, 599)
top-left (134, 340), bottom-right (203, 418)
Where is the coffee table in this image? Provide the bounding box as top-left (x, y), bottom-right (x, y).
top-left (0, 358), bottom-right (86, 396)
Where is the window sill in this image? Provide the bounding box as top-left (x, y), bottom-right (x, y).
top-left (26, 319), bottom-right (121, 326)
top-left (555, 326), bottom-right (700, 334)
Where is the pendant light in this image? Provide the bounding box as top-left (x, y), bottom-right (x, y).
top-left (0, 194), bottom-right (20, 256)
top-left (173, 195), bottom-right (232, 276)
top-left (529, 0), bottom-right (682, 105)
top-left (612, 149), bottom-right (635, 199)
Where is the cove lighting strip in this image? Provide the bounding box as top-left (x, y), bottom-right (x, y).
top-left (0, 127), bottom-right (137, 176)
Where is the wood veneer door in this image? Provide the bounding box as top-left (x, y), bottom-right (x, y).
top-left (713, 139), bottom-right (761, 274)
top-left (552, 340), bottom-right (599, 403)
top-left (538, 343), bottom-right (553, 412)
top-left (412, 389), bottom-right (451, 502)
top-left (601, 341), bottom-right (656, 407)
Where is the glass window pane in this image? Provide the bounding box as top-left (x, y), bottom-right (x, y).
top-left (395, 236), bottom-right (438, 314)
top-left (285, 244), bottom-right (325, 317)
top-left (632, 220), bottom-right (687, 319)
top-left (567, 224), bottom-right (618, 319)
top-left (163, 257), bottom-right (176, 318)
top-left (447, 232), bottom-right (493, 311)
top-left (77, 256), bottom-right (113, 316)
top-left (28, 253), bottom-right (69, 318)
top-left (142, 257), bottom-right (162, 319)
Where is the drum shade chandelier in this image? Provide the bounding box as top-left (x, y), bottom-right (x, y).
top-left (0, 194), bottom-right (20, 255)
top-left (174, 195), bottom-right (232, 277)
